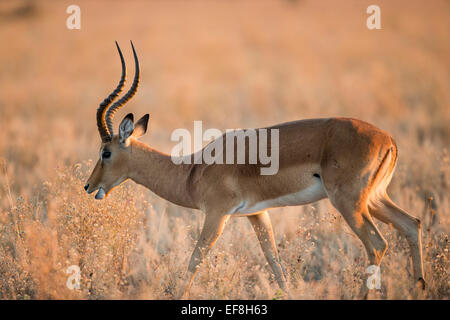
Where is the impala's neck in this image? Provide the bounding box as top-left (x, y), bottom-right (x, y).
top-left (127, 139), bottom-right (198, 209)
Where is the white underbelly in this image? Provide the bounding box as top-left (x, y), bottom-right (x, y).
top-left (231, 179), bottom-right (327, 215)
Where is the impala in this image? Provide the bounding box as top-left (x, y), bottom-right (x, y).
top-left (85, 41), bottom-right (425, 298)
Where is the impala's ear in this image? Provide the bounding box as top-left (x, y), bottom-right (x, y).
top-left (119, 113), bottom-right (134, 144)
top-left (132, 114), bottom-right (149, 139)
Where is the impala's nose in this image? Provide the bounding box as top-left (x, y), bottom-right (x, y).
top-left (84, 184), bottom-right (89, 191)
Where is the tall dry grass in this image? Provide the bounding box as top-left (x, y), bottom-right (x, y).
top-left (0, 0), bottom-right (448, 299)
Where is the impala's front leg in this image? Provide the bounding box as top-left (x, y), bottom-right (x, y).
top-left (248, 211), bottom-right (289, 295)
top-left (181, 212), bottom-right (231, 299)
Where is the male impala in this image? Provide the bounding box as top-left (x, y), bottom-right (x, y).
top-left (85, 41), bottom-right (425, 298)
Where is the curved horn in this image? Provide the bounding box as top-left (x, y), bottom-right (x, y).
top-left (97, 41), bottom-right (127, 142)
top-left (105, 40), bottom-right (140, 136)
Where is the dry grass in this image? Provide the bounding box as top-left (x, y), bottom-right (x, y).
top-left (0, 0), bottom-right (448, 299)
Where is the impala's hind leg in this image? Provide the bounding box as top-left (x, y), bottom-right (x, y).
top-left (248, 211), bottom-right (289, 294)
top-left (329, 196), bottom-right (388, 298)
top-left (369, 196), bottom-right (425, 289)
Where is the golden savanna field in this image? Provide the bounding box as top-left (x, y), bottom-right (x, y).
top-left (0, 0), bottom-right (448, 299)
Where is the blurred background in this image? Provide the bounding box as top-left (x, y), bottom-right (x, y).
top-left (0, 0), bottom-right (448, 299)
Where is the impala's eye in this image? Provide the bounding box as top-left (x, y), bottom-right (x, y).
top-left (102, 151), bottom-right (111, 159)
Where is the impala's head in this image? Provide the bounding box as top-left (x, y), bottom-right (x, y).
top-left (84, 41), bottom-right (149, 200)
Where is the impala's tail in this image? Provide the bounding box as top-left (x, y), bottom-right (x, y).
top-left (368, 137), bottom-right (398, 208)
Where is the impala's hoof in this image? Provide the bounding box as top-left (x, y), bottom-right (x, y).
top-left (417, 277), bottom-right (426, 290)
